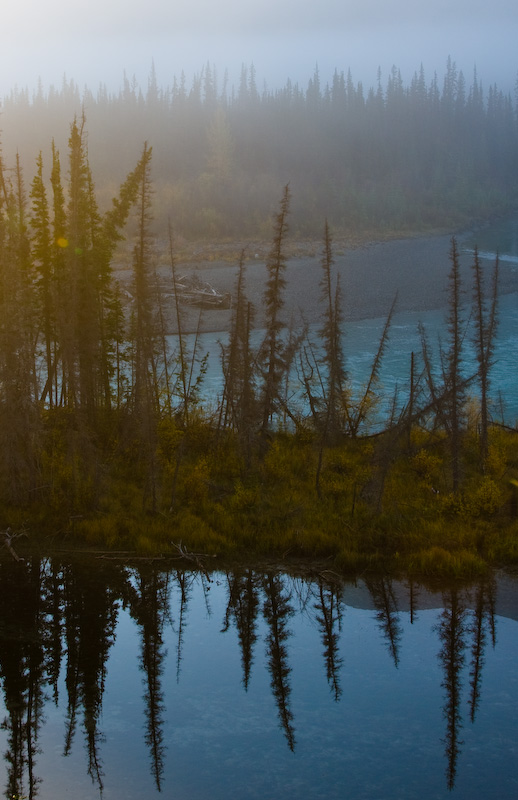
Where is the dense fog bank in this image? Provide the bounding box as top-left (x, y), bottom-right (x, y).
top-left (2, 59), bottom-right (517, 240)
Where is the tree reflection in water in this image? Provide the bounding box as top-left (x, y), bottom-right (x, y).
top-left (262, 573), bottom-right (296, 751)
top-left (0, 557), bottom-right (511, 798)
top-left (467, 577), bottom-right (496, 724)
top-left (0, 556), bottom-right (46, 800)
top-left (221, 569), bottom-right (260, 691)
top-left (435, 578), bottom-right (497, 790)
top-left (365, 576), bottom-right (403, 668)
top-left (173, 569), bottom-right (191, 684)
top-left (126, 566), bottom-right (171, 792)
top-left (436, 589), bottom-right (467, 791)
top-left (62, 559), bottom-right (122, 792)
top-left (313, 578), bottom-right (344, 701)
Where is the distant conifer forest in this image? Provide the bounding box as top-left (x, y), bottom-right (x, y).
top-left (1, 58), bottom-right (518, 240)
top-left (0, 61), bottom-right (517, 575)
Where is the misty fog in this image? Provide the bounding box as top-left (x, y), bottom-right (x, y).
top-left (1, 0), bottom-right (517, 98)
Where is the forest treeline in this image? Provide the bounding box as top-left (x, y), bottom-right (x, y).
top-left (0, 557), bottom-right (498, 795)
top-left (0, 118), bottom-right (517, 575)
top-left (2, 58), bottom-right (518, 239)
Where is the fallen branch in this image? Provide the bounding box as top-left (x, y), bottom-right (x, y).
top-left (1, 527), bottom-right (28, 562)
top-left (318, 569), bottom-right (344, 585)
top-left (170, 539), bottom-right (216, 580)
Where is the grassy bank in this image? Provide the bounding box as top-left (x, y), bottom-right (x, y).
top-left (5, 419), bottom-right (517, 580)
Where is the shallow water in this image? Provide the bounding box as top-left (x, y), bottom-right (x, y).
top-left (167, 215), bottom-right (518, 426)
top-left (0, 558), bottom-right (516, 800)
top-left (172, 288), bottom-right (518, 427)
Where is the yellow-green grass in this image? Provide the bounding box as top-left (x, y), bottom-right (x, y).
top-left (4, 424), bottom-right (518, 579)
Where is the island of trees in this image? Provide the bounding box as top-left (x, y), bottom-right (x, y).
top-left (0, 61), bottom-right (517, 576)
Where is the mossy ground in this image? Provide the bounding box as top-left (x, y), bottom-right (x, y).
top-left (7, 418), bottom-right (517, 581)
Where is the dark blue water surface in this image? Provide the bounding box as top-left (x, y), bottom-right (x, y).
top-left (0, 558), bottom-right (516, 800)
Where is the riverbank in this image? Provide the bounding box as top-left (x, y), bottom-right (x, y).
top-left (114, 224), bottom-right (518, 335)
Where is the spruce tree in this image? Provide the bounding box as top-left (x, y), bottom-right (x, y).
top-left (50, 140), bottom-right (68, 405)
top-left (130, 142), bottom-right (160, 512)
top-left (30, 151), bottom-right (54, 405)
top-left (0, 151), bottom-right (39, 501)
top-left (260, 184), bottom-right (290, 435)
top-left (219, 249), bottom-right (256, 446)
top-left (319, 220), bottom-right (346, 439)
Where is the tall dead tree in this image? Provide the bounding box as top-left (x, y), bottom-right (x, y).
top-left (471, 246), bottom-right (499, 469)
top-left (420, 237), bottom-right (467, 492)
top-left (444, 237), bottom-right (466, 493)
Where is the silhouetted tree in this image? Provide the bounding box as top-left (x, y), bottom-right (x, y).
top-left (347, 295), bottom-right (397, 437)
top-left (129, 142), bottom-right (161, 511)
top-left (0, 149), bottom-right (40, 502)
top-left (471, 247), bottom-right (499, 468)
top-left (219, 250), bottom-right (257, 452)
top-left (420, 238), bottom-right (467, 491)
top-left (30, 151), bottom-right (55, 407)
top-left (319, 220), bottom-right (346, 439)
top-left (260, 185), bottom-right (291, 435)
top-left (443, 238), bottom-right (466, 492)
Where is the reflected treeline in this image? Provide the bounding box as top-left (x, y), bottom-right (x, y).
top-left (0, 558), bottom-right (500, 797)
top-left (62, 560), bottom-right (122, 792)
top-left (0, 557), bottom-right (46, 800)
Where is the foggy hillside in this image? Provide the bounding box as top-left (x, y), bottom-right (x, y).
top-left (1, 60), bottom-right (517, 241)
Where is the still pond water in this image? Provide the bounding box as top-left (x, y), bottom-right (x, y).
top-left (0, 558), bottom-right (517, 800)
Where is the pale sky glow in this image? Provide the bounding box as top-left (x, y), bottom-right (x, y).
top-left (2, 0), bottom-right (517, 97)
